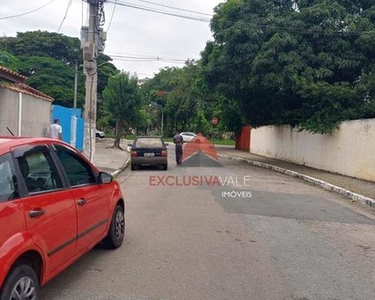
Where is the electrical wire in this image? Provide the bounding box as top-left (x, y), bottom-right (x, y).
top-left (0, 0), bottom-right (57, 20)
top-left (134, 0), bottom-right (212, 17)
top-left (108, 53), bottom-right (195, 61)
top-left (107, 0), bottom-right (210, 23)
top-left (107, 0), bottom-right (118, 33)
top-left (107, 51), bottom-right (198, 65)
top-left (58, 0), bottom-right (73, 32)
top-left (111, 57), bottom-right (186, 64)
top-left (107, 51), bottom-right (197, 60)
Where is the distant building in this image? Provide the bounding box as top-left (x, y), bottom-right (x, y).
top-left (0, 65), bottom-right (54, 137)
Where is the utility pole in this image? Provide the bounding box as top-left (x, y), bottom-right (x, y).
top-left (83, 0), bottom-right (100, 162)
top-left (74, 61), bottom-right (78, 111)
top-left (70, 61), bottom-right (78, 148)
top-left (161, 107), bottom-right (164, 137)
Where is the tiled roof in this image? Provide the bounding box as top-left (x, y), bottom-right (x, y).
top-left (0, 65), bottom-right (28, 82)
top-left (0, 82), bottom-right (54, 102)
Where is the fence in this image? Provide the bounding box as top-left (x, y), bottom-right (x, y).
top-left (250, 119), bottom-right (375, 182)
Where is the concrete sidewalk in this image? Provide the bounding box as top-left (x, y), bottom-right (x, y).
top-left (94, 138), bottom-right (130, 175)
top-left (216, 146), bottom-right (375, 201)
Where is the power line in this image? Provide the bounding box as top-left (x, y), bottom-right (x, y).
top-left (134, 0), bottom-right (212, 17)
top-left (58, 0), bottom-right (73, 32)
top-left (107, 51), bottom-right (196, 60)
top-left (107, 0), bottom-right (210, 23)
top-left (112, 57), bottom-right (186, 62)
top-left (0, 0), bottom-right (58, 20)
top-left (108, 53), bottom-right (197, 61)
top-left (111, 57), bottom-right (186, 64)
top-left (107, 0), bottom-right (118, 33)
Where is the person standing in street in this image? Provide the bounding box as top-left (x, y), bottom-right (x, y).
top-left (173, 131), bottom-right (184, 165)
top-left (48, 118), bottom-right (63, 140)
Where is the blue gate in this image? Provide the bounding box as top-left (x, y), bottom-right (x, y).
top-left (52, 105), bottom-right (84, 151)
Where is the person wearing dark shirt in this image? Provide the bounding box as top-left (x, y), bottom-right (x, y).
top-left (173, 132), bottom-right (184, 165)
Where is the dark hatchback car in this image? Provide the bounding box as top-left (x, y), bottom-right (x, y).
top-left (129, 137), bottom-right (168, 170)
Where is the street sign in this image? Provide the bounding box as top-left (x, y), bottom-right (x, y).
top-left (211, 117), bottom-right (219, 125)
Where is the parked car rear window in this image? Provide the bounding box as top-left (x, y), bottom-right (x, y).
top-left (135, 138), bottom-right (163, 148)
top-left (0, 154), bottom-right (17, 202)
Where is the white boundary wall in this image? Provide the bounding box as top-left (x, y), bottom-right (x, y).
top-left (250, 119), bottom-right (375, 182)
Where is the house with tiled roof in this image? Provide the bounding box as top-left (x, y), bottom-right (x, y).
top-left (0, 65), bottom-right (54, 137)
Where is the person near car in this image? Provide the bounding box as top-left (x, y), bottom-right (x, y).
top-left (48, 118), bottom-right (62, 140)
top-left (173, 131), bottom-right (184, 165)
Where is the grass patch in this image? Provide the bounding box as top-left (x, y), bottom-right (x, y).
top-left (125, 134), bottom-right (136, 140)
top-left (106, 134), bottom-right (235, 146)
top-left (211, 139), bottom-right (235, 146)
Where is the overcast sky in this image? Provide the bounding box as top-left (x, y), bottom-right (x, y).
top-left (0, 0), bottom-right (223, 78)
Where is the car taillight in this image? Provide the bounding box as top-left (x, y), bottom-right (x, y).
top-left (131, 151), bottom-right (138, 157)
top-left (161, 150), bottom-right (168, 157)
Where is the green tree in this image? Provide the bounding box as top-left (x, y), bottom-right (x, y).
top-left (194, 107), bottom-right (211, 135)
top-left (0, 31), bottom-right (118, 107)
top-left (17, 56), bottom-right (84, 107)
top-left (202, 0), bottom-right (375, 133)
top-left (141, 62), bottom-right (218, 137)
top-left (102, 72), bottom-right (141, 148)
top-left (0, 31), bottom-right (80, 66)
top-left (140, 67), bottom-right (180, 136)
top-left (0, 50), bottom-right (19, 71)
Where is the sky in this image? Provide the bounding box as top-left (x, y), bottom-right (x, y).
top-left (0, 0), bottom-right (223, 78)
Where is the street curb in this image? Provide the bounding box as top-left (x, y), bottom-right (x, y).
top-left (218, 154), bottom-right (375, 208)
top-left (110, 154), bottom-right (131, 178)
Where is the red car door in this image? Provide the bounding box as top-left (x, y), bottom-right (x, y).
top-left (13, 144), bottom-right (77, 276)
top-left (53, 144), bottom-right (109, 253)
top-left (0, 153), bottom-right (26, 262)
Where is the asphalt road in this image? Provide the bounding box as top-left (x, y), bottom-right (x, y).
top-left (41, 147), bottom-right (375, 300)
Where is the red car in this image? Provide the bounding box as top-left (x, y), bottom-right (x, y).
top-left (0, 137), bottom-right (125, 300)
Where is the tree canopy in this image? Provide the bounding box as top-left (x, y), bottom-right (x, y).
top-left (0, 31), bottom-right (117, 107)
top-left (201, 0), bottom-right (375, 133)
top-left (0, 50), bottom-right (19, 71)
top-left (102, 72), bottom-right (142, 148)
